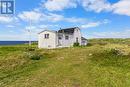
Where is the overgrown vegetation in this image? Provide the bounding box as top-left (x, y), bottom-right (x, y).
top-left (73, 42), bottom-right (79, 47)
top-left (0, 39), bottom-right (130, 87)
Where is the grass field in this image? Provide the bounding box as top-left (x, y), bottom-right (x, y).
top-left (0, 39), bottom-right (130, 87)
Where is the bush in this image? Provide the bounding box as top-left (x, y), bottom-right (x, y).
top-left (30, 54), bottom-right (41, 60)
top-left (28, 48), bottom-right (35, 51)
top-left (73, 42), bottom-right (79, 47)
top-left (108, 48), bottom-right (124, 56)
top-left (25, 52), bottom-right (42, 60)
top-left (98, 42), bottom-right (107, 46)
top-left (87, 43), bottom-right (93, 46)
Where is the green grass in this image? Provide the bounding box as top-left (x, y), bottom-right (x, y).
top-left (0, 39), bottom-right (130, 87)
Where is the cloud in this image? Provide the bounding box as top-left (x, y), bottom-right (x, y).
top-left (112, 0), bottom-right (130, 16)
top-left (81, 22), bottom-right (101, 28)
top-left (0, 16), bottom-right (17, 23)
top-left (24, 24), bottom-right (59, 33)
top-left (39, 24), bottom-right (59, 28)
top-left (80, 0), bottom-right (130, 16)
top-left (25, 26), bottom-right (37, 30)
top-left (89, 29), bottom-right (130, 38)
top-left (18, 11), bottom-right (42, 22)
top-left (46, 13), bottom-right (64, 22)
top-left (0, 34), bottom-right (29, 41)
top-left (6, 25), bottom-right (15, 28)
top-left (65, 17), bottom-right (87, 23)
top-left (18, 10), bottom-right (87, 23)
top-left (46, 13), bottom-right (87, 23)
top-left (42, 0), bottom-right (130, 17)
top-left (44, 0), bottom-right (77, 11)
top-left (18, 11), bottom-right (63, 22)
top-left (81, 19), bottom-right (110, 29)
top-left (80, 0), bottom-right (112, 13)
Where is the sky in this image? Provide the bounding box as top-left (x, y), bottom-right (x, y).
top-left (0, 0), bottom-right (130, 41)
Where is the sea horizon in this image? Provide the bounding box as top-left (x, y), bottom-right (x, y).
top-left (0, 41), bottom-right (37, 45)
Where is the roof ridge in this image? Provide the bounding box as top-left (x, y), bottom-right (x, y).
top-left (60, 27), bottom-right (79, 30)
top-left (38, 29), bottom-right (56, 34)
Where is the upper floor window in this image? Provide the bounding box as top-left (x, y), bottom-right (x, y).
top-left (59, 37), bottom-right (62, 39)
top-left (44, 34), bottom-right (49, 39)
top-left (76, 37), bottom-right (79, 43)
top-left (65, 36), bottom-right (69, 40)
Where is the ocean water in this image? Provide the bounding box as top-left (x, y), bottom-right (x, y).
top-left (0, 41), bottom-right (36, 45)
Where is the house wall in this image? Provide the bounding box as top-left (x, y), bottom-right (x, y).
top-left (58, 28), bottom-right (82, 47)
top-left (38, 31), bottom-right (57, 49)
top-left (61, 33), bottom-right (73, 47)
top-left (58, 33), bottom-right (73, 47)
top-left (73, 28), bottom-right (82, 45)
top-left (81, 40), bottom-right (87, 46)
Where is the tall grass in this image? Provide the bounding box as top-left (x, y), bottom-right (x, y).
top-left (0, 39), bottom-right (130, 87)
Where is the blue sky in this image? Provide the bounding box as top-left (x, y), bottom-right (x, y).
top-left (0, 0), bottom-right (130, 41)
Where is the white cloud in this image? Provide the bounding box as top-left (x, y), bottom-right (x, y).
top-left (80, 0), bottom-right (130, 16)
top-left (81, 0), bottom-right (112, 13)
top-left (112, 0), bottom-right (130, 16)
top-left (0, 15), bottom-right (19, 24)
top-left (0, 16), bottom-right (14, 23)
top-left (81, 22), bottom-right (101, 28)
top-left (45, 13), bottom-right (87, 23)
top-left (18, 11), bottom-right (42, 22)
top-left (18, 11), bottom-right (63, 22)
top-left (89, 29), bottom-right (130, 38)
top-left (44, 0), bottom-right (77, 11)
top-left (7, 25), bottom-right (15, 28)
top-left (25, 26), bottom-right (37, 30)
top-left (18, 10), bottom-right (87, 23)
top-left (39, 24), bottom-right (59, 28)
top-left (81, 19), bottom-right (110, 29)
top-left (46, 13), bottom-right (64, 22)
top-left (102, 19), bottom-right (110, 24)
top-left (0, 34), bottom-right (30, 41)
top-left (65, 17), bottom-right (87, 23)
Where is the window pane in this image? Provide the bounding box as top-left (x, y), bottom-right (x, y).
top-left (44, 34), bottom-right (49, 39)
top-left (47, 34), bottom-right (49, 38)
top-left (44, 34), bottom-right (46, 38)
top-left (59, 37), bottom-right (62, 39)
top-left (65, 36), bottom-right (69, 40)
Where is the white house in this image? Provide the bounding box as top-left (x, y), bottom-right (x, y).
top-left (38, 27), bottom-right (87, 49)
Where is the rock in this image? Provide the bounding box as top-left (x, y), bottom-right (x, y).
top-left (89, 53), bottom-right (93, 56)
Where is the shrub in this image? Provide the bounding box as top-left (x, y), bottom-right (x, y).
top-left (30, 54), bottom-right (41, 60)
top-left (73, 42), bottom-right (79, 47)
top-left (98, 42), bottom-right (107, 46)
top-left (108, 48), bottom-right (124, 56)
top-left (87, 43), bottom-right (93, 46)
top-left (25, 52), bottom-right (42, 60)
top-left (25, 48), bottom-right (35, 51)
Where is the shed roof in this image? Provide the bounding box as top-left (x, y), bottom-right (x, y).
top-left (81, 37), bottom-right (87, 40)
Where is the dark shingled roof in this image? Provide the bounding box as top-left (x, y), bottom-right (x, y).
top-left (81, 37), bottom-right (87, 40)
top-left (58, 27), bottom-right (79, 34)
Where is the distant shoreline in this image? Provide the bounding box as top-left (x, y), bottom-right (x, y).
top-left (0, 41), bottom-right (37, 45)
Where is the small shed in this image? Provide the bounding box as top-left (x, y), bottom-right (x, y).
top-left (81, 37), bottom-right (88, 46)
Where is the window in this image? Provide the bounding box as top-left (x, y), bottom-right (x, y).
top-left (44, 34), bottom-right (49, 39)
top-left (65, 36), bottom-right (69, 40)
top-left (58, 37), bottom-right (62, 39)
top-left (76, 37), bottom-right (78, 43)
